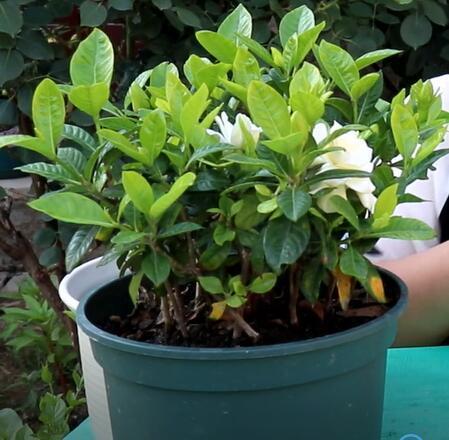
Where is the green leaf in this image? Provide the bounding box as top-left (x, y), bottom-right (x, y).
top-left (263, 217), bottom-right (310, 272)
top-left (306, 169), bottom-right (371, 187)
top-left (69, 83), bottom-right (109, 119)
top-left (295, 22), bottom-right (325, 67)
top-left (139, 109), bottom-right (166, 165)
top-left (80, 0), bottom-right (107, 27)
top-left (373, 184), bottom-right (398, 226)
top-left (400, 14), bottom-right (432, 50)
top-left (0, 50), bottom-right (23, 86)
top-left (262, 132), bottom-right (305, 155)
top-left (364, 217), bottom-right (436, 240)
top-left (0, 1), bottom-right (22, 36)
top-left (290, 62), bottom-right (324, 96)
top-left (198, 276), bottom-right (225, 294)
top-left (300, 258), bottom-right (324, 303)
top-left (328, 195), bottom-right (360, 229)
top-left (16, 30), bottom-right (54, 60)
top-left (142, 250), bottom-right (170, 287)
top-left (122, 171), bottom-right (154, 215)
top-left (422, 0), bottom-right (447, 26)
top-left (149, 172), bottom-right (196, 220)
top-left (129, 271), bottom-right (143, 305)
top-left (109, 0), bottom-right (134, 10)
top-left (279, 5), bottom-right (315, 47)
top-left (213, 224), bottom-right (235, 245)
top-left (70, 28), bottom-right (114, 86)
top-left (58, 147), bottom-right (86, 173)
top-left (339, 246), bottom-right (368, 280)
top-left (233, 47), bottom-right (260, 86)
top-left (236, 33), bottom-right (276, 67)
top-left (355, 49), bottom-right (401, 70)
top-left (350, 73), bottom-right (380, 102)
top-left (0, 134), bottom-right (51, 159)
top-left (158, 222), bottom-right (202, 239)
top-left (319, 40), bottom-right (359, 96)
top-left (29, 193), bottom-right (114, 227)
top-left (32, 79), bottom-right (65, 156)
top-left (249, 273), bottom-right (276, 294)
top-left (199, 242), bottom-right (231, 270)
top-left (391, 104), bottom-right (418, 162)
top-left (99, 129), bottom-right (148, 164)
top-left (277, 188), bottom-right (311, 222)
top-left (223, 153), bottom-right (279, 174)
top-left (17, 162), bottom-right (77, 184)
top-left (247, 81), bottom-right (290, 139)
top-left (63, 125), bottom-right (96, 153)
top-left (175, 7), bottom-right (201, 27)
top-left (186, 144), bottom-right (232, 167)
top-left (111, 231), bottom-right (146, 244)
top-left (196, 31), bottom-right (237, 64)
top-left (218, 4), bottom-right (252, 43)
top-left (289, 92), bottom-right (324, 126)
top-left (65, 227), bottom-right (98, 271)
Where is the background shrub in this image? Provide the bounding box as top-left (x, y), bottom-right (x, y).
top-left (0, 0), bottom-right (448, 132)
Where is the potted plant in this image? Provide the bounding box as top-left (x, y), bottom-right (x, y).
top-left (1, 4), bottom-right (447, 439)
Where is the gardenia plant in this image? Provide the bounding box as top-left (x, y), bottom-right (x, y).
top-left (1, 5), bottom-right (448, 344)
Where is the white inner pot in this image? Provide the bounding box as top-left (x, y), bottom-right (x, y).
top-left (59, 257), bottom-right (119, 440)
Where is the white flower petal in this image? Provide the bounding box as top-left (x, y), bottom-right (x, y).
top-left (312, 122), bottom-right (329, 144)
top-left (358, 192), bottom-right (377, 212)
top-left (206, 129), bottom-right (226, 144)
top-left (345, 177), bottom-right (376, 194)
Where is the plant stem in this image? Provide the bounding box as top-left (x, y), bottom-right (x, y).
top-left (289, 263), bottom-right (299, 327)
top-left (228, 309), bottom-right (259, 341)
top-left (161, 295), bottom-right (172, 332)
top-left (165, 281), bottom-right (188, 339)
top-left (240, 247), bottom-right (250, 284)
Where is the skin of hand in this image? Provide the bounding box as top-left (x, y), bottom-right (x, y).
top-left (377, 240), bottom-right (449, 347)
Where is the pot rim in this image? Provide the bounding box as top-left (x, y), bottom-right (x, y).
top-left (77, 267), bottom-right (407, 360)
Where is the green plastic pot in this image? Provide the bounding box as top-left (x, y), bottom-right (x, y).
top-left (77, 269), bottom-right (407, 440)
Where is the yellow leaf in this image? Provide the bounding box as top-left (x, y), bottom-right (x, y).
top-left (209, 301), bottom-right (227, 320)
top-left (368, 273), bottom-right (386, 303)
top-left (333, 268), bottom-right (353, 311)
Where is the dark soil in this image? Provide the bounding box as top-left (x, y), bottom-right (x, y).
top-left (100, 279), bottom-right (398, 348)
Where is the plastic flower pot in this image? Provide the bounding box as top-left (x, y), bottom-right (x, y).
top-left (77, 269), bottom-right (407, 440)
top-left (59, 257), bottom-right (119, 440)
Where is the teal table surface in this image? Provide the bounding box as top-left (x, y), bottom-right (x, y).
top-left (66, 346), bottom-right (449, 440)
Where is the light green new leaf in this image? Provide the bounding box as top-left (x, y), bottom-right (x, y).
top-left (279, 5), bottom-right (315, 47)
top-left (233, 47), bottom-right (260, 86)
top-left (29, 193), bottom-right (114, 227)
top-left (218, 4), bottom-right (252, 43)
top-left (329, 195), bottom-right (360, 230)
top-left (249, 273), bottom-right (277, 294)
top-left (295, 22), bottom-right (326, 67)
top-left (355, 49), bottom-right (401, 71)
top-left (130, 83), bottom-right (151, 111)
top-left (277, 188), bottom-right (311, 222)
top-left (391, 104), bottom-right (418, 162)
top-left (373, 184), bottom-right (398, 227)
top-left (98, 129), bottom-right (149, 164)
top-left (196, 31), bottom-right (237, 64)
top-left (69, 82), bottom-right (109, 119)
top-left (289, 91), bottom-right (324, 126)
top-left (290, 62), bottom-right (324, 96)
top-left (180, 84), bottom-right (209, 146)
top-left (263, 132), bottom-right (305, 155)
top-left (319, 40), bottom-right (359, 96)
top-left (236, 34), bottom-right (276, 67)
top-left (70, 28), bottom-right (114, 86)
top-left (32, 79), bottom-right (65, 156)
top-left (122, 171), bottom-right (154, 215)
top-left (198, 276), bottom-right (225, 294)
top-left (0, 135), bottom-right (53, 160)
top-left (150, 172), bottom-right (196, 220)
top-left (340, 246), bottom-right (369, 280)
top-left (247, 81), bottom-right (290, 139)
top-left (129, 271), bottom-right (144, 305)
top-left (350, 73), bottom-right (380, 102)
top-left (142, 250), bottom-right (170, 287)
top-left (140, 109), bottom-right (167, 165)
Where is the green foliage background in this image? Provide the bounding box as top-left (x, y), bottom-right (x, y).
top-left (0, 0), bottom-right (448, 130)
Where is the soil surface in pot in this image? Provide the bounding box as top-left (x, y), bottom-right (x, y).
top-left (98, 274), bottom-right (400, 348)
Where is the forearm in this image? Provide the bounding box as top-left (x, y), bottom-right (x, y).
top-left (377, 241), bottom-right (449, 347)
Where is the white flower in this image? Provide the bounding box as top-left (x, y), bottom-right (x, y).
top-left (207, 112), bottom-right (262, 148)
top-left (311, 121), bottom-right (377, 213)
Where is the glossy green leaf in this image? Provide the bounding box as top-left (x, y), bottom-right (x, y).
top-left (139, 109), bottom-right (167, 165)
top-left (70, 28), bottom-right (114, 86)
top-left (98, 129), bottom-right (149, 164)
top-left (355, 49), bottom-right (401, 70)
top-left (80, 0), bottom-right (107, 27)
top-left (142, 250), bottom-right (170, 287)
top-left (198, 276), bottom-right (225, 294)
top-left (233, 47), bottom-right (260, 86)
top-left (196, 30), bottom-right (237, 64)
top-left (0, 1), bottom-right (22, 36)
top-left (149, 172), bottom-right (196, 220)
top-left (373, 184), bottom-right (398, 226)
top-left (391, 104), bottom-right (418, 162)
top-left (279, 5), bottom-right (315, 47)
top-left (319, 40), bottom-right (359, 96)
top-left (0, 135), bottom-right (52, 160)
top-left (328, 195), bottom-right (360, 229)
top-left (350, 73), bottom-right (380, 102)
top-left (32, 79), bottom-right (65, 158)
top-left (340, 246), bottom-right (368, 280)
top-left (29, 193), bottom-right (114, 227)
top-left (249, 273), bottom-right (277, 294)
top-left (364, 217), bottom-right (436, 240)
top-left (16, 30), bottom-right (54, 60)
top-left (213, 224), bottom-right (236, 245)
top-left (289, 92), bottom-right (324, 126)
top-left (199, 242), bottom-right (231, 271)
top-left (65, 227), bottom-right (99, 271)
top-left (295, 22), bottom-right (325, 67)
top-left (400, 14), bottom-right (432, 50)
top-left (263, 217), bottom-right (310, 272)
top-left (0, 50), bottom-right (24, 86)
top-left (158, 222), bottom-right (202, 239)
top-left (63, 124), bottom-right (96, 153)
top-left (247, 81), bottom-right (290, 139)
top-left (129, 271), bottom-right (144, 305)
top-left (236, 33), bottom-right (276, 67)
top-left (277, 188), bottom-right (311, 222)
top-left (122, 171), bottom-right (154, 215)
top-left (69, 82), bottom-right (109, 119)
top-left (218, 4), bottom-right (252, 43)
